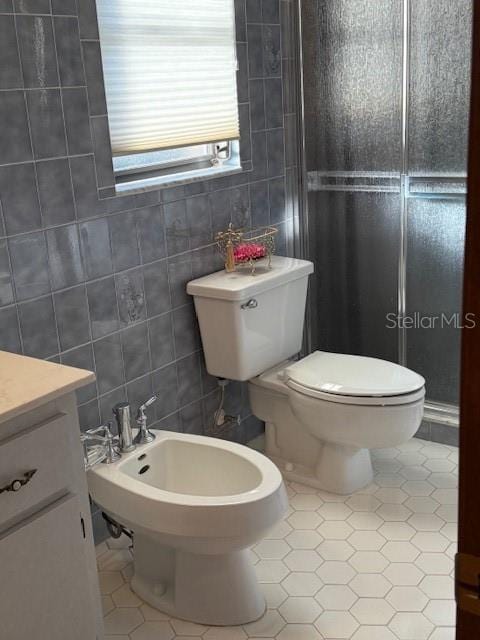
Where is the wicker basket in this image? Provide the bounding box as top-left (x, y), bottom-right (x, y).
top-left (215, 224), bottom-right (278, 274)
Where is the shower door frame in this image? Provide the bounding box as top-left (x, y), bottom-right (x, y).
top-left (456, 1), bottom-right (480, 636)
top-left (295, 0), bottom-right (467, 428)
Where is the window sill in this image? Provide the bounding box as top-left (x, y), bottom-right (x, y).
top-left (114, 159), bottom-right (243, 197)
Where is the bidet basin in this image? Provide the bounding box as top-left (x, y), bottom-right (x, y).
top-left (120, 437), bottom-right (263, 496)
top-left (87, 430), bottom-right (287, 625)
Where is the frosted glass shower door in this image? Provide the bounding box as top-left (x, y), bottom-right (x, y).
top-left (301, 0), bottom-right (472, 412)
top-left (303, 0), bottom-right (403, 362)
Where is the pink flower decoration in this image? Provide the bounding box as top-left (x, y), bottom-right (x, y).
top-left (234, 243), bottom-right (267, 263)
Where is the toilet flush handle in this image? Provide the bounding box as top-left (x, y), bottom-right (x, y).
top-left (241, 298), bottom-right (258, 310)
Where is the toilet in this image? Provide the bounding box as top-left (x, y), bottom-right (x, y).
top-left (187, 256), bottom-right (425, 494)
top-left (88, 430), bottom-right (287, 625)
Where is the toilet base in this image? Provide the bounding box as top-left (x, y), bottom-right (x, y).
top-left (315, 442), bottom-right (373, 494)
top-left (130, 533), bottom-right (266, 626)
top-left (268, 442), bottom-right (373, 494)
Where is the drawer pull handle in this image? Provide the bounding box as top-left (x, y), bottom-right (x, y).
top-left (0, 469), bottom-right (37, 495)
top-left (241, 298), bottom-right (258, 310)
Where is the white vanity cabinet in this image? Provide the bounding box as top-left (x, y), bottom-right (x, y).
top-left (0, 352), bottom-right (104, 640)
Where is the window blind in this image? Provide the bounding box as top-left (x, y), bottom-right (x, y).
top-left (96, 0), bottom-right (240, 156)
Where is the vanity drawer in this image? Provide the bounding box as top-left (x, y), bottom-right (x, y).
top-left (0, 413), bottom-right (73, 528)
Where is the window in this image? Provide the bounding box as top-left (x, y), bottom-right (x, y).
top-left (96, 0), bottom-right (241, 188)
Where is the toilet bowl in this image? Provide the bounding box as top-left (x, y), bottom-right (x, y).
top-left (87, 430), bottom-right (287, 626)
top-left (250, 352), bottom-right (425, 494)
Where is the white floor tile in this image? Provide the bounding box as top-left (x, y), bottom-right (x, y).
top-left (411, 532), bottom-right (450, 553)
top-left (416, 553), bottom-right (453, 575)
top-left (285, 530), bottom-right (322, 550)
top-left (318, 502), bottom-right (353, 521)
top-left (287, 511), bottom-right (322, 530)
top-left (424, 600), bottom-right (456, 626)
top-left (383, 562), bottom-right (424, 586)
top-left (318, 520), bottom-right (354, 540)
top-left (255, 560), bottom-right (290, 583)
top-left (346, 494), bottom-right (381, 512)
top-left (428, 628), bottom-right (456, 640)
top-left (389, 612), bottom-right (434, 640)
top-left (348, 530), bottom-right (386, 551)
top-left (351, 626), bottom-right (397, 640)
top-left (347, 511), bottom-right (383, 530)
top-left (315, 585), bottom-right (358, 611)
top-left (350, 598), bottom-right (395, 624)
top-left (289, 493), bottom-right (323, 511)
top-left (170, 618), bottom-right (208, 636)
top-left (96, 438), bottom-right (458, 640)
top-left (130, 621), bottom-right (175, 640)
top-left (382, 541), bottom-right (420, 562)
top-left (276, 623), bottom-right (323, 640)
top-left (98, 571), bottom-right (124, 595)
top-left (378, 521), bottom-right (416, 540)
top-left (101, 595), bottom-right (115, 616)
top-left (315, 610), bottom-right (360, 639)
top-left (419, 575), bottom-right (454, 599)
top-left (97, 549), bottom-right (132, 571)
top-left (408, 514), bottom-right (445, 531)
top-left (242, 609), bottom-right (285, 637)
top-left (261, 583), bottom-right (288, 609)
top-left (103, 608), bottom-right (144, 635)
top-left (317, 540), bottom-right (355, 561)
top-left (111, 583), bottom-right (142, 608)
top-left (386, 586), bottom-right (429, 612)
top-left (284, 549), bottom-right (322, 572)
top-left (349, 573), bottom-right (392, 597)
top-left (254, 540), bottom-right (290, 560)
top-left (282, 572), bottom-right (322, 596)
top-left (204, 627), bottom-right (247, 639)
top-left (376, 503), bottom-right (413, 521)
top-left (140, 603), bottom-right (170, 621)
top-left (435, 505), bottom-right (458, 523)
top-left (349, 550), bottom-right (389, 573)
top-left (278, 596), bottom-right (322, 623)
top-left (316, 560), bottom-right (356, 585)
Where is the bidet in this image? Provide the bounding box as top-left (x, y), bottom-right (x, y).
top-left (88, 430), bottom-right (288, 625)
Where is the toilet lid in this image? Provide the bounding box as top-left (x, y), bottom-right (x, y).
top-left (283, 351), bottom-right (425, 398)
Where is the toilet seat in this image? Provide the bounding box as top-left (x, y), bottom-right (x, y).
top-left (286, 378), bottom-right (425, 406)
top-left (282, 351), bottom-right (425, 406)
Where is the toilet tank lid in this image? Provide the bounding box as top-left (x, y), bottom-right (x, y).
top-left (186, 256), bottom-right (314, 301)
top-left (283, 351), bottom-right (425, 397)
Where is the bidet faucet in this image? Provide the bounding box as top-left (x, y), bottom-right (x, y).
top-left (134, 395), bottom-right (157, 445)
top-left (113, 402), bottom-right (136, 453)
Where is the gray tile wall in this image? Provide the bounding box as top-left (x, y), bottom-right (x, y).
top-left (0, 0), bottom-right (300, 535)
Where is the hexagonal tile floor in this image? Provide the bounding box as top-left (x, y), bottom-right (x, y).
top-left (97, 438), bottom-right (457, 639)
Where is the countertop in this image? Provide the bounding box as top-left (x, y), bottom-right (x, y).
top-left (0, 351), bottom-right (95, 424)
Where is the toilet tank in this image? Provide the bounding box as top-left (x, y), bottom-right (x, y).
top-left (187, 256), bottom-right (314, 381)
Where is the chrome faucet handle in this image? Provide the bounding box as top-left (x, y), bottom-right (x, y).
top-left (134, 396), bottom-right (157, 445)
top-left (81, 432), bottom-right (104, 470)
top-left (84, 425), bottom-right (109, 440)
top-left (82, 423), bottom-right (121, 465)
top-left (137, 395), bottom-right (158, 416)
top-left (103, 421), bottom-right (122, 464)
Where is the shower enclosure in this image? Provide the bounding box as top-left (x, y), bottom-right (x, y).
top-left (299, 0), bottom-right (472, 425)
